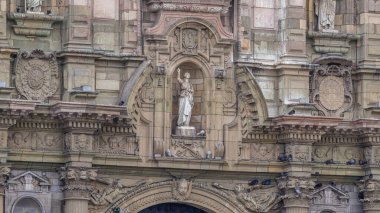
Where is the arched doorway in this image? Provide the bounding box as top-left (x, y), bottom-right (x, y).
top-left (12, 197), bottom-right (43, 213)
top-left (139, 203), bottom-right (207, 213)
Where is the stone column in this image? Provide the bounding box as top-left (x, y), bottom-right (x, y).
top-left (279, 0), bottom-right (307, 62)
top-left (61, 167), bottom-right (97, 213)
top-left (63, 0), bottom-right (92, 50)
top-left (0, 165), bottom-right (10, 213)
top-left (0, 0), bottom-right (8, 46)
top-left (359, 133), bottom-right (380, 212)
top-left (277, 126), bottom-right (321, 213)
top-left (120, 0), bottom-right (140, 54)
top-left (358, 177), bottom-right (380, 213)
top-left (277, 176), bottom-right (315, 213)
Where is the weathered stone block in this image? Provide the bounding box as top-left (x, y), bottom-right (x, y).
top-left (254, 8), bottom-right (275, 28)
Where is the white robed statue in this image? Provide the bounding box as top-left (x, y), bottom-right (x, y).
top-left (26, 0), bottom-right (43, 13)
top-left (176, 68), bottom-right (193, 126)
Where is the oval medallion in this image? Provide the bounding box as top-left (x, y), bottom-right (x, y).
top-left (319, 76), bottom-right (344, 111)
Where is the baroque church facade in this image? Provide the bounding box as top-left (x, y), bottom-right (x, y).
top-left (0, 0), bottom-right (378, 212)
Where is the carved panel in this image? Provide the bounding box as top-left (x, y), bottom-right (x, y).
top-left (312, 146), bottom-right (333, 162)
top-left (8, 131), bottom-right (63, 151)
top-left (169, 137), bottom-right (205, 159)
top-left (311, 64), bottom-right (353, 117)
top-left (336, 147), bottom-right (363, 163)
top-left (242, 143), bottom-right (280, 161)
top-left (98, 135), bottom-right (138, 155)
top-left (15, 50), bottom-right (59, 101)
top-left (65, 133), bottom-right (93, 152)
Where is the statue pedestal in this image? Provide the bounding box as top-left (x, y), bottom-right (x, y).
top-left (175, 126), bottom-right (196, 137)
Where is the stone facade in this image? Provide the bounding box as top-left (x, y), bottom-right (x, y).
top-left (0, 0), bottom-right (378, 213)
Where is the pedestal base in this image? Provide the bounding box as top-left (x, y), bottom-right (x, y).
top-left (175, 126), bottom-right (196, 137)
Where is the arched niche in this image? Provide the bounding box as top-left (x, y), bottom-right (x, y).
top-left (171, 62), bottom-right (206, 133)
top-left (12, 197), bottom-right (44, 213)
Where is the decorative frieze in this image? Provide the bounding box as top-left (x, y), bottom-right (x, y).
top-left (8, 131), bottom-right (63, 151)
top-left (147, 0), bottom-right (230, 14)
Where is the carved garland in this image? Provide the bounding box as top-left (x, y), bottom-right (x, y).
top-left (15, 49), bottom-right (59, 101)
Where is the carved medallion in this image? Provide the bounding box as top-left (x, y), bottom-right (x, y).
top-left (15, 49), bottom-right (59, 101)
top-left (319, 76), bottom-right (344, 110)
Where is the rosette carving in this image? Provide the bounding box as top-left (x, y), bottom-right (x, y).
top-left (15, 49), bottom-right (59, 101)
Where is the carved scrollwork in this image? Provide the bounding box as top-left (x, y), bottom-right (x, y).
top-left (212, 182), bottom-right (281, 212)
top-left (15, 49), bottom-right (59, 101)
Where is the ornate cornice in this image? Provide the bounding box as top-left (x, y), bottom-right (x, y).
top-left (146, 0), bottom-right (230, 14)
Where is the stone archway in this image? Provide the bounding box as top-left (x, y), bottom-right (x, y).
top-left (106, 180), bottom-right (247, 213)
top-left (139, 203), bottom-right (208, 213)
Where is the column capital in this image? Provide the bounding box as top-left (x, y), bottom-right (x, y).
top-left (60, 166), bottom-right (98, 199)
top-left (357, 177), bottom-right (380, 212)
top-left (277, 176), bottom-right (315, 212)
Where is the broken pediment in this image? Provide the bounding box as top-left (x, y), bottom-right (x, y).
top-left (8, 171), bottom-right (50, 192)
top-left (312, 185), bottom-right (349, 206)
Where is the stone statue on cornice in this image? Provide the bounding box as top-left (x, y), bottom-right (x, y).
top-left (176, 68), bottom-right (194, 127)
top-left (26, 0), bottom-right (42, 13)
top-left (315, 0), bottom-right (337, 32)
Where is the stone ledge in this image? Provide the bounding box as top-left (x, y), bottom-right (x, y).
top-left (8, 12), bottom-right (64, 37)
top-left (307, 31), bottom-right (360, 55)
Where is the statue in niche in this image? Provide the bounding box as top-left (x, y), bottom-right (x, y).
top-left (26, 0), bottom-right (43, 13)
top-left (315, 0), bottom-right (337, 32)
top-left (176, 68), bottom-right (194, 127)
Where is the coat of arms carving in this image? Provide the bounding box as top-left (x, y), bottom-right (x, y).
top-left (182, 28), bottom-right (198, 54)
top-left (311, 63), bottom-right (353, 117)
top-left (15, 49), bottom-right (59, 100)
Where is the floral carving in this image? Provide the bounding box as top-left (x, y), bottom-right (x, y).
top-left (15, 49), bottom-right (59, 101)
